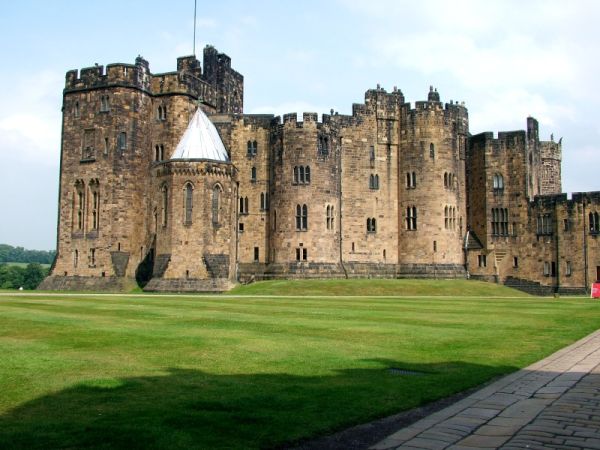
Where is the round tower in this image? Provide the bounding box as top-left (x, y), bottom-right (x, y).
top-left (268, 113), bottom-right (341, 275)
top-left (398, 88), bottom-right (468, 274)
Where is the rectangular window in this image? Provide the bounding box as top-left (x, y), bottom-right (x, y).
top-left (551, 261), bottom-right (557, 277)
top-left (543, 261), bottom-right (550, 276)
top-left (563, 218), bottom-right (570, 231)
top-left (302, 248), bottom-right (308, 261)
top-left (566, 261), bottom-right (572, 276)
top-left (118, 132), bottom-right (127, 151)
top-left (513, 256), bottom-right (518, 268)
top-left (478, 254), bottom-right (487, 267)
top-left (295, 248), bottom-right (301, 261)
top-left (83, 129), bottom-right (95, 160)
top-left (254, 247), bottom-right (259, 262)
top-left (238, 223), bottom-right (244, 232)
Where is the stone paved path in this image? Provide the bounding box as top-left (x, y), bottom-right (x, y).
top-left (372, 330), bottom-right (600, 450)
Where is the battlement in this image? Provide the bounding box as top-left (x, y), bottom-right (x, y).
top-left (470, 129), bottom-right (527, 147)
top-left (540, 139), bottom-right (562, 161)
top-left (64, 45), bottom-right (243, 114)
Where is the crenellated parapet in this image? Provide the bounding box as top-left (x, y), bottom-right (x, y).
top-left (64, 46), bottom-right (242, 114)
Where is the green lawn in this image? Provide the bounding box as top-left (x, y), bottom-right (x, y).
top-left (0, 280), bottom-right (598, 449)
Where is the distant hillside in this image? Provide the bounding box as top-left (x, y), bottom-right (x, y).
top-left (0, 244), bottom-right (56, 265)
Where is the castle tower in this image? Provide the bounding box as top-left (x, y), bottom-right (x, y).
top-left (42, 48), bottom-right (243, 291)
top-left (398, 88), bottom-right (468, 273)
top-left (268, 113), bottom-right (342, 275)
top-left (540, 135), bottom-right (562, 195)
top-left (144, 108), bottom-right (238, 291)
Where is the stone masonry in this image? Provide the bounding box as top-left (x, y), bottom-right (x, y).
top-left (40, 45), bottom-right (600, 292)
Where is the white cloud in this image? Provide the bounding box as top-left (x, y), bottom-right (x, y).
top-left (0, 69), bottom-right (62, 166)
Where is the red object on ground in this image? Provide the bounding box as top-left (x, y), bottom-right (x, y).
top-left (592, 283), bottom-right (600, 298)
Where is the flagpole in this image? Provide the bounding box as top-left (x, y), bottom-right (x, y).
top-left (193, 0), bottom-right (197, 56)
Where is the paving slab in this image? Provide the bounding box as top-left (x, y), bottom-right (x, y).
top-left (370, 329), bottom-right (600, 449)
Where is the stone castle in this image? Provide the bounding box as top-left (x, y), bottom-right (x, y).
top-left (40, 45), bottom-right (600, 294)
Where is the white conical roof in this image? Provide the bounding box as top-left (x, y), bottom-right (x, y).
top-left (171, 107), bottom-right (229, 161)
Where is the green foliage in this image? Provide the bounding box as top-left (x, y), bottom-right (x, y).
top-left (0, 292), bottom-right (598, 448)
top-left (0, 263), bottom-right (48, 290)
top-left (0, 243), bottom-right (55, 265)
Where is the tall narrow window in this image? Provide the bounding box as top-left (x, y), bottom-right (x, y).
top-left (260, 192), bottom-right (268, 211)
top-left (326, 205), bottom-right (334, 230)
top-left (444, 206), bottom-right (449, 229)
top-left (293, 166), bottom-right (299, 184)
top-left (74, 101), bottom-right (80, 118)
top-left (155, 145), bottom-right (160, 161)
top-left (566, 261), bottom-right (572, 276)
top-left (91, 190), bottom-right (99, 230)
top-left (493, 173), bottom-right (504, 194)
top-left (77, 190), bottom-right (84, 230)
top-left (251, 167), bottom-right (257, 181)
top-left (444, 173), bottom-right (448, 188)
top-left (104, 137), bottom-right (109, 156)
top-left (430, 143), bottom-right (435, 159)
top-left (246, 140), bottom-right (257, 156)
top-left (90, 248), bottom-right (96, 266)
top-left (590, 212), bottom-right (600, 233)
top-left (254, 247), bottom-right (259, 262)
top-left (299, 166), bottom-right (305, 184)
top-left (305, 166), bottom-right (311, 183)
top-left (118, 132), bottom-right (127, 151)
top-left (184, 183), bottom-right (193, 225)
top-left (302, 204), bottom-right (308, 230)
top-left (74, 250), bottom-right (78, 268)
top-left (296, 204), bottom-right (308, 230)
top-left (406, 206), bottom-right (417, 230)
top-left (100, 95), bottom-right (110, 112)
top-left (239, 196), bottom-right (249, 215)
top-left (212, 185), bottom-right (221, 226)
top-left (369, 146), bottom-right (375, 161)
top-left (161, 185), bottom-right (168, 227)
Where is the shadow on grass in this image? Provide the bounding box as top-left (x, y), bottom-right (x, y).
top-left (0, 361), bottom-right (516, 450)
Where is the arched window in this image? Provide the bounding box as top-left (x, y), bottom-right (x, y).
top-left (493, 173), bottom-right (504, 193)
top-left (161, 185), bottom-right (168, 227)
top-left (184, 183), bottom-right (193, 225)
top-left (260, 192), bottom-right (268, 211)
top-left (444, 206), bottom-right (449, 229)
top-left (74, 180), bottom-right (85, 231)
top-left (212, 184), bottom-right (222, 226)
top-left (444, 173), bottom-right (448, 188)
top-left (293, 166), bottom-right (299, 184)
top-left (155, 145), bottom-right (160, 162)
top-left (251, 167), bottom-right (257, 181)
top-left (299, 166), bottom-right (305, 184)
top-left (74, 101), bottom-right (80, 118)
top-left (430, 143), bottom-right (435, 159)
top-left (160, 145), bottom-right (165, 161)
top-left (91, 190), bottom-right (99, 230)
top-left (305, 166), bottom-right (311, 183)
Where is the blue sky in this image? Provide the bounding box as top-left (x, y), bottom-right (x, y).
top-left (1, 0), bottom-right (599, 250)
